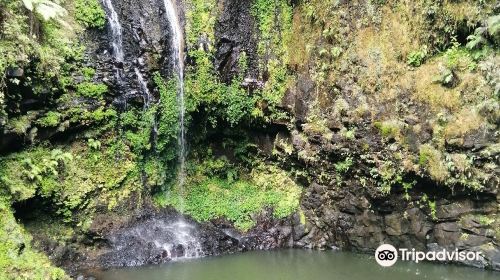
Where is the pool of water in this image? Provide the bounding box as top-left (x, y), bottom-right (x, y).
top-left (92, 249), bottom-right (499, 280)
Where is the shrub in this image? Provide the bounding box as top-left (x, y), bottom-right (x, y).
top-left (37, 111), bottom-right (61, 127)
top-left (74, 0), bottom-right (106, 29)
top-left (76, 82), bottom-right (108, 99)
top-left (407, 46), bottom-right (428, 67)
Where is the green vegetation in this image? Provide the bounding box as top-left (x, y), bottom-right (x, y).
top-left (251, 0), bottom-right (293, 120)
top-left (156, 158), bottom-right (301, 231)
top-left (153, 72), bottom-right (179, 157)
top-left (374, 121), bottom-right (401, 140)
top-left (420, 194), bottom-right (437, 220)
top-left (334, 157), bottom-right (353, 173)
top-left (478, 215), bottom-right (495, 226)
top-left (0, 199), bottom-right (69, 279)
top-left (0, 141), bottom-right (138, 222)
top-left (407, 46), bottom-right (428, 67)
top-left (183, 0), bottom-right (294, 126)
top-left (37, 111), bottom-right (61, 127)
top-left (75, 0), bottom-right (107, 29)
top-left (0, 0), bottom-right (498, 276)
top-left (76, 82), bottom-right (108, 99)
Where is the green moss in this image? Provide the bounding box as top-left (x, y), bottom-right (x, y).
top-left (81, 67), bottom-right (96, 80)
top-left (374, 121), bottom-right (401, 140)
top-left (478, 215), bottom-right (495, 226)
top-left (6, 114), bottom-right (36, 134)
top-left (299, 210), bottom-right (306, 225)
top-left (75, 0), bottom-right (107, 29)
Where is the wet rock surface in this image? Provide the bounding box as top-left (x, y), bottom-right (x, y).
top-left (55, 208), bottom-right (300, 277)
top-left (214, 0), bottom-right (259, 83)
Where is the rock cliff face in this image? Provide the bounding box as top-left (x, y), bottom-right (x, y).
top-left (203, 0), bottom-right (500, 271)
top-left (85, 0), bottom-right (169, 108)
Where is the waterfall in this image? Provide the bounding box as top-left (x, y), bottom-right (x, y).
top-left (101, 0), bottom-right (124, 63)
top-left (162, 0), bottom-right (203, 260)
top-left (162, 0), bottom-right (187, 191)
top-left (101, 0), bottom-right (201, 261)
top-left (156, 220), bottom-right (203, 259)
top-left (102, 0), bottom-right (154, 116)
top-left (134, 67), bottom-right (152, 108)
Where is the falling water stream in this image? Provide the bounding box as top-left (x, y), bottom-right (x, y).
top-left (162, 0), bottom-right (202, 259)
top-left (101, 0), bottom-right (201, 260)
top-left (101, 0), bottom-right (124, 82)
top-left (162, 0), bottom-right (187, 191)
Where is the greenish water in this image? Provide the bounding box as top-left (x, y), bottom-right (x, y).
top-left (93, 249), bottom-right (499, 280)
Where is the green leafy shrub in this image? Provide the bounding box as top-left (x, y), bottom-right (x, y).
top-left (37, 111), bottom-right (61, 127)
top-left (334, 157), bottom-right (353, 173)
top-left (74, 0), bottom-right (106, 29)
top-left (407, 46), bottom-right (428, 67)
top-left (76, 82), bottom-right (108, 99)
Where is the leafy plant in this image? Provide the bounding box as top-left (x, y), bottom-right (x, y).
top-left (334, 157), bottom-right (353, 173)
top-left (76, 82), bottom-right (108, 99)
top-left (87, 138), bottom-right (101, 151)
top-left (74, 0), bottom-right (106, 29)
top-left (407, 46), bottom-right (428, 67)
top-left (37, 111), bottom-right (61, 127)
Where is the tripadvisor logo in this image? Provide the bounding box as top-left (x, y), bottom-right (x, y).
top-left (374, 244), bottom-right (481, 267)
top-left (375, 244), bottom-right (398, 267)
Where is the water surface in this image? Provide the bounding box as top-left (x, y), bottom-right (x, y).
top-left (93, 249), bottom-right (499, 280)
